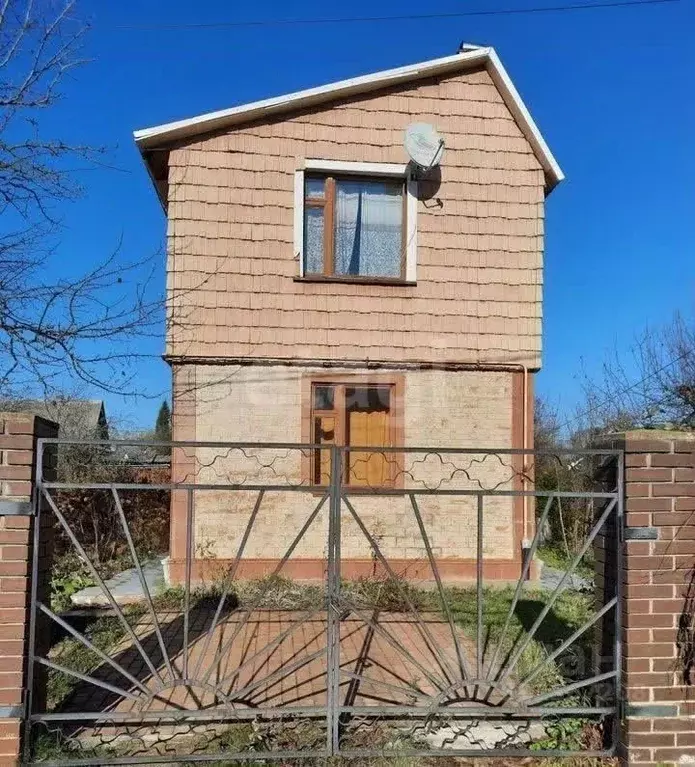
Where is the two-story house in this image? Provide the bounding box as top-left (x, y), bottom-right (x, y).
top-left (135, 45), bottom-right (563, 584)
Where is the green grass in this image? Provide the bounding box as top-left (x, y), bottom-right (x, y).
top-left (152, 574), bottom-right (324, 611)
top-left (232, 574), bottom-right (325, 610)
top-left (150, 582), bottom-right (239, 612)
top-left (49, 553), bottom-right (96, 613)
top-left (32, 729), bottom-right (115, 763)
top-left (421, 584), bottom-right (593, 693)
top-left (47, 615), bottom-right (130, 710)
top-left (538, 544), bottom-right (595, 581)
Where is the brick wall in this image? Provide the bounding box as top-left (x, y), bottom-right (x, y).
top-left (609, 430), bottom-right (695, 767)
top-left (166, 363), bottom-right (528, 583)
top-left (0, 413), bottom-right (58, 765)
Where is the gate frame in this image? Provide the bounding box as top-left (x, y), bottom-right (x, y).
top-left (331, 444), bottom-right (624, 759)
top-left (22, 438), bottom-right (624, 764)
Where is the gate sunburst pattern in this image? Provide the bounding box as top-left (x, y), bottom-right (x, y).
top-left (25, 440), bottom-right (622, 764)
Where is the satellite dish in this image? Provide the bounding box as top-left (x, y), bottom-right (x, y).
top-left (404, 123), bottom-right (445, 173)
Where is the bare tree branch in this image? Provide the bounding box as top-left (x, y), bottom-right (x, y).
top-left (0, 1), bottom-right (165, 398)
top-left (580, 312), bottom-right (695, 431)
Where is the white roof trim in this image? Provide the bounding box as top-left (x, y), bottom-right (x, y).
top-left (303, 159), bottom-right (408, 176)
top-left (485, 49), bottom-right (564, 190)
top-left (134, 47), bottom-right (563, 192)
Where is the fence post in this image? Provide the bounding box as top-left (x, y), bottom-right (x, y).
top-left (592, 449), bottom-right (622, 751)
top-left (0, 413), bottom-right (58, 766)
top-left (326, 445), bottom-right (342, 755)
top-left (602, 430), bottom-right (695, 767)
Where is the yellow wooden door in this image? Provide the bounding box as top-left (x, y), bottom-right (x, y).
top-left (347, 408), bottom-right (389, 487)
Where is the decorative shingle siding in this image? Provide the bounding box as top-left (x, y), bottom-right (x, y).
top-left (165, 67), bottom-right (545, 368)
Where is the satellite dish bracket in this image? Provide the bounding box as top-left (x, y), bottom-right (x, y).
top-left (411, 138), bottom-right (445, 176)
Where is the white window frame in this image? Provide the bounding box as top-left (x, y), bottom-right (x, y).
top-left (294, 159), bottom-right (418, 282)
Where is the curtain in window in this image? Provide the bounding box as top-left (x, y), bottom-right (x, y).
top-left (304, 207), bottom-right (324, 274)
top-left (334, 180), bottom-right (402, 278)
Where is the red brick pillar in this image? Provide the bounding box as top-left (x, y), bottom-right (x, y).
top-left (614, 430), bottom-right (695, 766)
top-left (169, 366), bottom-right (196, 584)
top-left (0, 413), bottom-right (58, 766)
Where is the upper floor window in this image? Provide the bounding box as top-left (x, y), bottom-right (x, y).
top-left (295, 161), bottom-right (418, 284)
top-left (304, 175), bottom-right (405, 280)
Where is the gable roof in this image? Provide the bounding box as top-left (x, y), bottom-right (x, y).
top-left (134, 46), bottom-right (564, 200)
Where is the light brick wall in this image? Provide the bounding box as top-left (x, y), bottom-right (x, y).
top-left (165, 66), bottom-right (545, 368)
top-left (0, 413), bottom-right (58, 766)
top-left (168, 364), bottom-right (524, 582)
top-left (605, 431), bottom-right (695, 767)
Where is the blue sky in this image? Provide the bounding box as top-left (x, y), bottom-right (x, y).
top-left (41, 0), bottom-right (693, 430)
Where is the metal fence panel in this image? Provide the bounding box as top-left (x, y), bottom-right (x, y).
top-left (23, 439), bottom-right (622, 764)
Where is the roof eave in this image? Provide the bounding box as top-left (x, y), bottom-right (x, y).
top-left (134, 46), bottom-right (564, 202)
top-left (133, 48), bottom-right (490, 150)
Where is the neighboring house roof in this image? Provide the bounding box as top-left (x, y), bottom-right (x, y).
top-left (1, 399), bottom-right (108, 438)
top-left (134, 46), bottom-right (564, 201)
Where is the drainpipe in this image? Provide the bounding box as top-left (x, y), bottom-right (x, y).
top-left (521, 365), bottom-right (532, 574)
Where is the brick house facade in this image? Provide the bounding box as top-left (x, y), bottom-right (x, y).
top-left (135, 46), bottom-right (563, 583)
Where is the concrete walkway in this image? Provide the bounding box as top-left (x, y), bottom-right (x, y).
top-left (71, 559), bottom-right (165, 608)
top-left (538, 562), bottom-right (591, 592)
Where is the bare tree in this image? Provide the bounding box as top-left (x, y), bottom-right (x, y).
top-left (530, 314), bottom-right (695, 555)
top-left (534, 394), bottom-right (562, 452)
top-left (0, 1), bottom-right (162, 399)
top-left (580, 312), bottom-right (695, 431)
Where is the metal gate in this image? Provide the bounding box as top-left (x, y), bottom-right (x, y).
top-left (24, 440), bottom-right (622, 764)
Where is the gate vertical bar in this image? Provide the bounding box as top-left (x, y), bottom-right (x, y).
top-left (22, 439), bottom-right (44, 763)
top-left (182, 489), bottom-right (193, 680)
top-left (476, 493), bottom-right (484, 680)
top-left (326, 445), bottom-right (342, 754)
